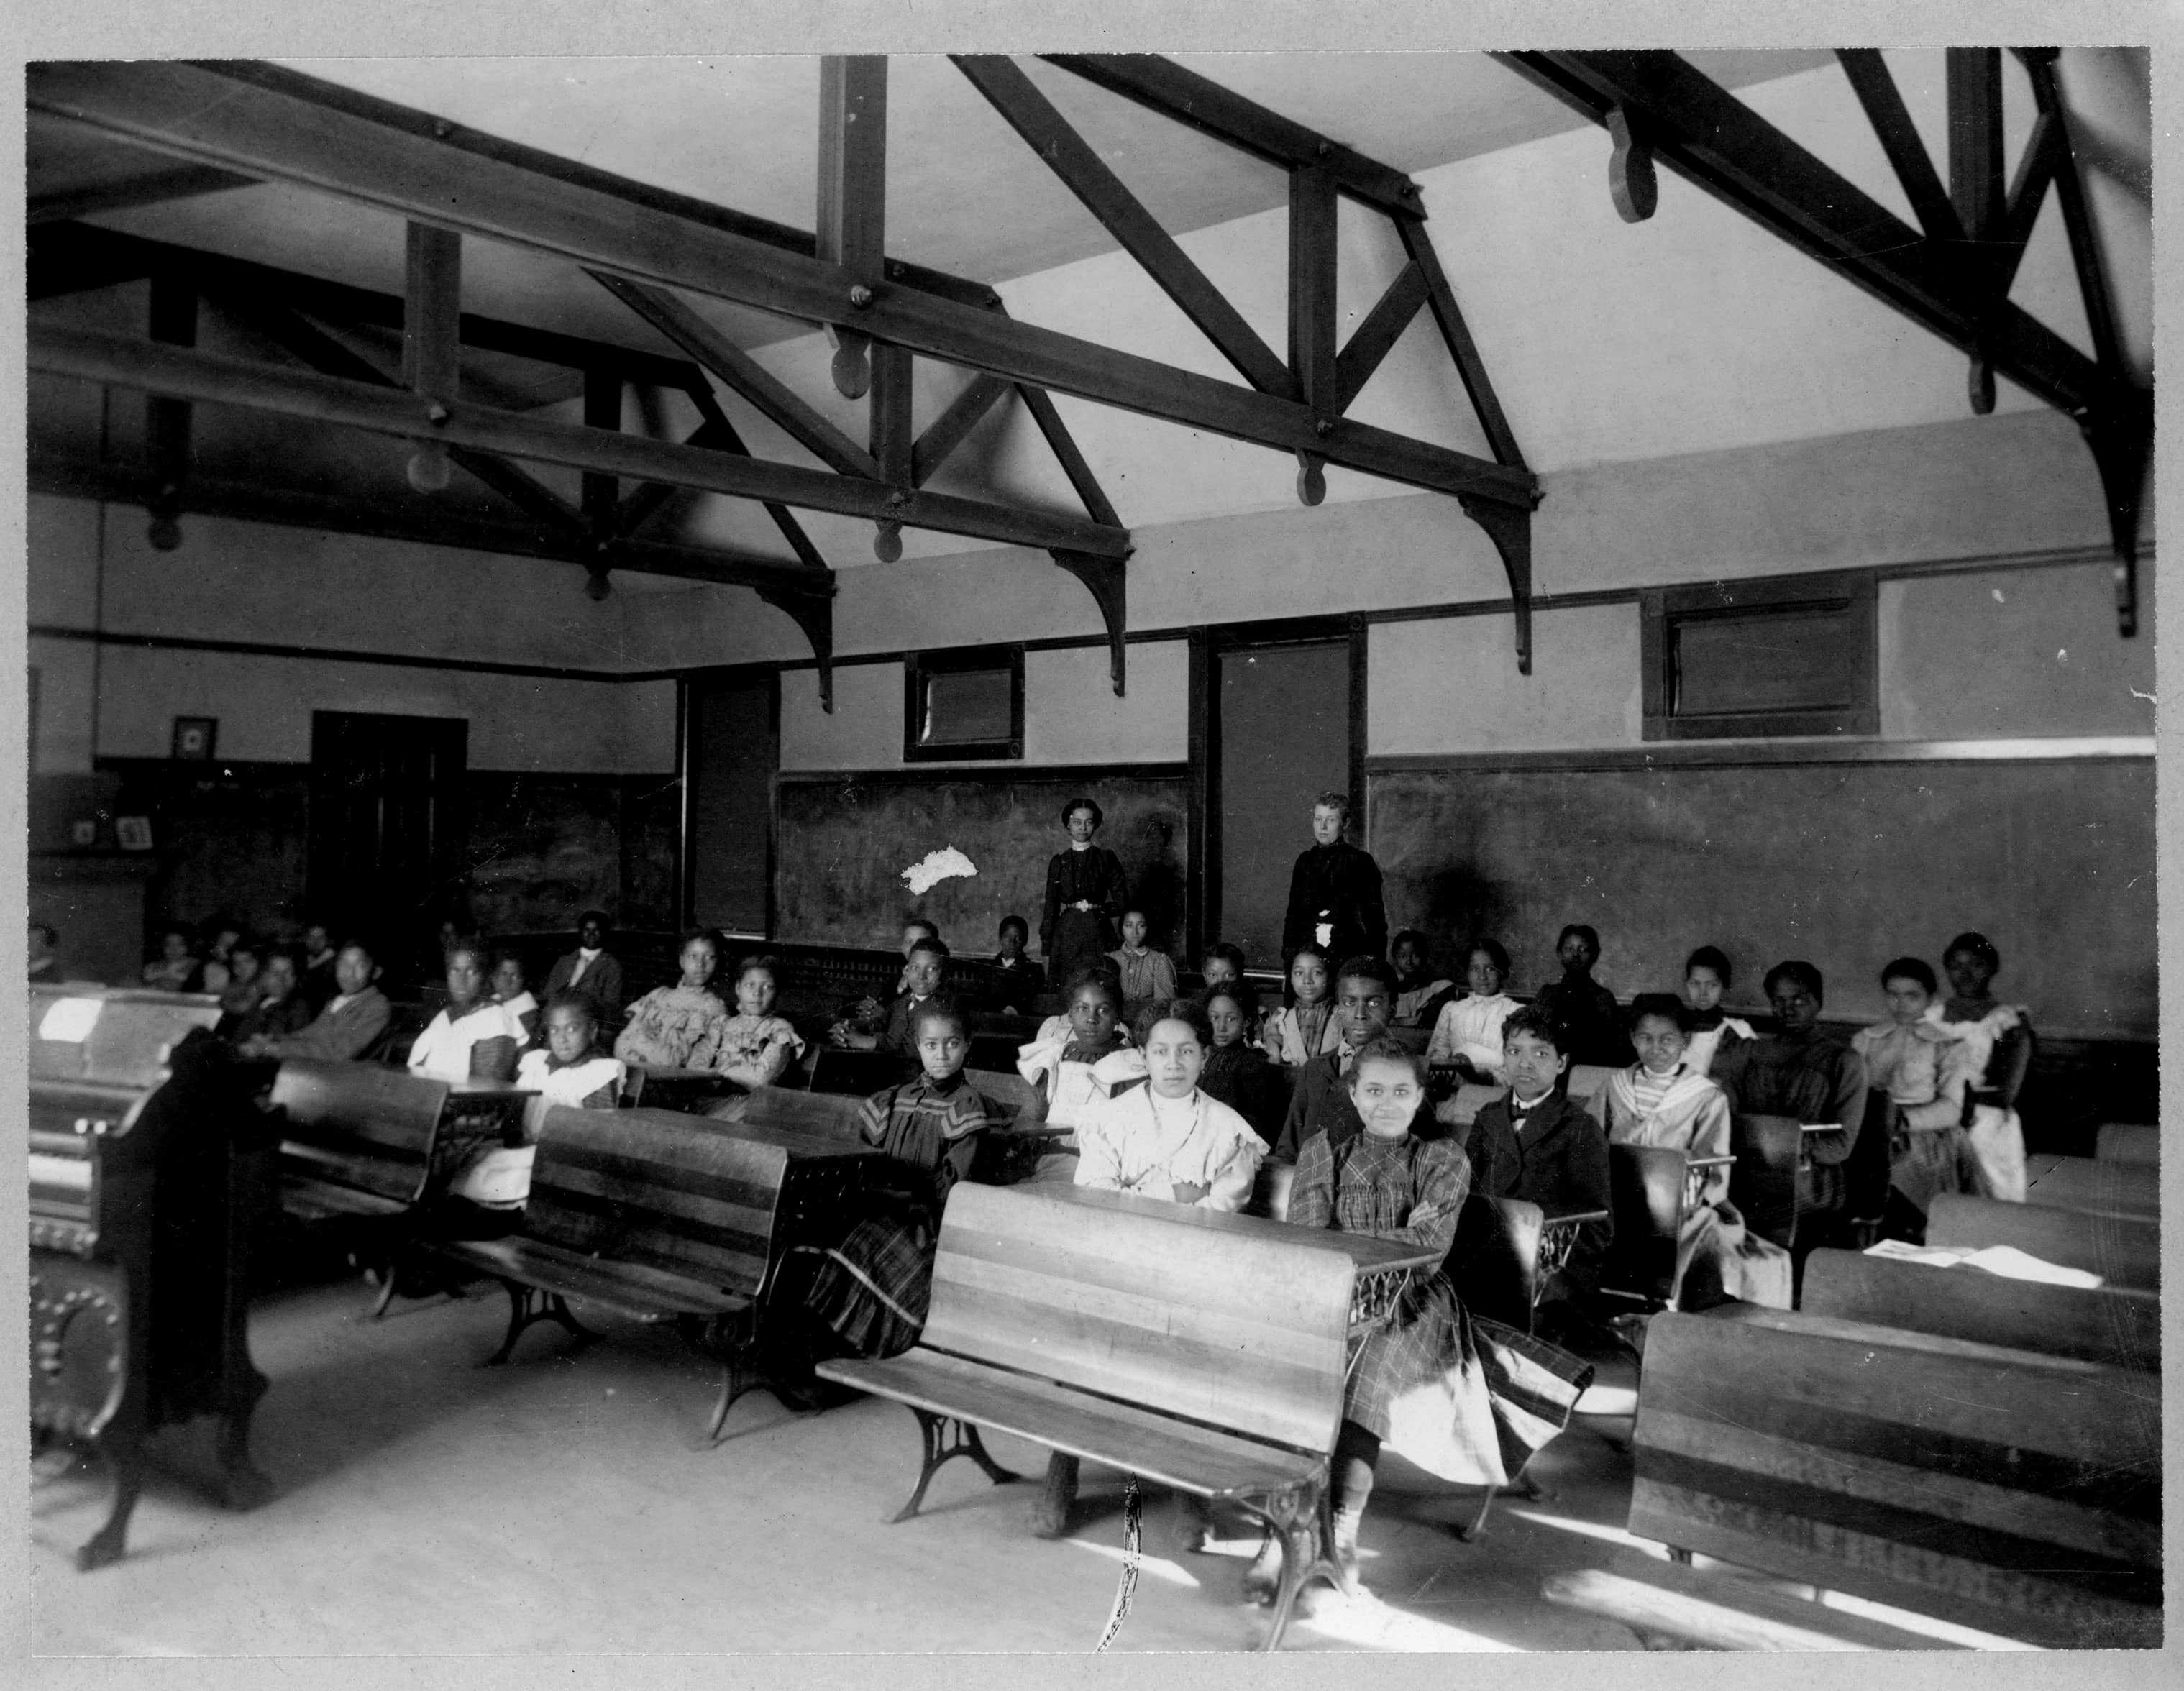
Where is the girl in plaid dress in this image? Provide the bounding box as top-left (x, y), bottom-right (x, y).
top-left (1258, 1038), bottom-right (1594, 1600)
top-left (803, 998), bottom-right (997, 1358)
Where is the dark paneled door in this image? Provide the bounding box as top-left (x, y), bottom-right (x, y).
top-left (1210, 635), bottom-right (1356, 968)
top-left (307, 710), bottom-right (468, 989)
top-left (685, 673), bottom-right (776, 937)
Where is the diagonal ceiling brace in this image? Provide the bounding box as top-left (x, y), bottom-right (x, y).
top-left (211, 288), bottom-right (591, 544)
top-left (955, 55), bottom-right (1295, 398)
top-left (2021, 49), bottom-right (2149, 636)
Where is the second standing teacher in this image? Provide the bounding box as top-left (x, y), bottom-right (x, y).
top-left (1041, 797), bottom-right (1130, 986)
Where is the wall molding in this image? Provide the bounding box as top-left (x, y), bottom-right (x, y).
top-left (32, 623), bottom-right (636, 685)
top-left (1366, 735), bottom-right (2156, 776)
top-left (775, 761), bottom-right (1190, 787)
top-left (37, 544), bottom-right (2135, 687)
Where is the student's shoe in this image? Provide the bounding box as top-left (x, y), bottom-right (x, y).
top-left (1240, 1531), bottom-right (1284, 1605)
top-left (1171, 1490), bottom-right (1217, 1554)
top-left (1028, 1452), bottom-right (1079, 1539)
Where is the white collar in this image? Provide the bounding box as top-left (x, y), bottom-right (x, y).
top-left (577, 945), bottom-right (601, 959)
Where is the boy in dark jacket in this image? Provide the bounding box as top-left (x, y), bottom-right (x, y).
top-left (1465, 1003), bottom-right (1613, 1313)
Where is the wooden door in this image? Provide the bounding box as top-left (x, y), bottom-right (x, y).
top-left (1207, 629), bottom-right (1360, 968)
top-left (685, 672), bottom-right (776, 937)
top-left (307, 711), bottom-right (468, 986)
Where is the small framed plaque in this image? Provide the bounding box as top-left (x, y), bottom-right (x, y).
top-left (173, 716), bottom-right (218, 761)
top-left (115, 816), bottom-right (155, 852)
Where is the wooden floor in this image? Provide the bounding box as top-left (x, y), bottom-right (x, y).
top-left (27, 1270), bottom-right (2079, 1662)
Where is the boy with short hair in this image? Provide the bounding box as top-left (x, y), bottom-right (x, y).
top-left (1465, 1004), bottom-right (1614, 1313)
top-left (1274, 956), bottom-right (1437, 1160)
top-left (986, 914), bottom-right (1046, 1014)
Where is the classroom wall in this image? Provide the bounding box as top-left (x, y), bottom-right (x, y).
top-left (776, 639), bottom-right (1190, 773)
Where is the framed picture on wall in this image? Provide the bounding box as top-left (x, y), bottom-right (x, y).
top-left (172, 716), bottom-right (218, 761)
top-left (116, 816), bottom-right (155, 851)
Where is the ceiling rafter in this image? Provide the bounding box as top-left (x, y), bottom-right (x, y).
top-left (1497, 47), bottom-right (2149, 638)
top-left (29, 59), bottom-right (1548, 676)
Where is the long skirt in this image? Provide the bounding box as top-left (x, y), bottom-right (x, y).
top-left (1349, 1273), bottom-right (1594, 1488)
top-left (1046, 907), bottom-right (1115, 991)
top-left (805, 1214), bottom-right (933, 1359)
top-left (1891, 1123), bottom-right (1986, 1216)
top-left (1677, 1200), bottom-right (1793, 1311)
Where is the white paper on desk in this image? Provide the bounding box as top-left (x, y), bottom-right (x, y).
top-left (37, 996), bottom-right (102, 1042)
top-left (1863, 1238), bottom-right (2104, 1288)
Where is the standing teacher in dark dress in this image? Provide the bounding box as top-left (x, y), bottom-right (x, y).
top-left (1281, 790), bottom-right (1388, 966)
top-left (1041, 797), bottom-right (1130, 987)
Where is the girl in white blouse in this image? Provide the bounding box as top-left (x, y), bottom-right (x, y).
top-left (1425, 939), bottom-right (1522, 1078)
top-left (1074, 1002), bottom-right (1265, 1211)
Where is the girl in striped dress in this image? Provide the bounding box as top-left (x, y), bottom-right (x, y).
top-left (804, 998), bottom-right (998, 1359)
top-left (1258, 1038), bottom-right (1594, 1601)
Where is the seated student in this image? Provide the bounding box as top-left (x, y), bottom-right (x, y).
top-left (984, 914), bottom-right (1046, 1014)
top-left (832, 935), bottom-right (949, 1055)
top-left (1196, 982), bottom-right (1272, 1123)
top-left (1266, 943), bottom-right (1342, 1067)
top-left (1249, 1038), bottom-right (1594, 1599)
top-left (1931, 930), bottom-right (2032, 1201)
top-left (1851, 958), bottom-right (1986, 1232)
top-left (515, 991), bottom-right (626, 1110)
top-left (1603, 995), bottom-right (1790, 1309)
top-left (1533, 923), bottom-right (1633, 1069)
top-left (199, 956), bottom-right (234, 999)
top-left (216, 937), bottom-right (268, 1025)
top-left (1276, 956), bottom-right (1437, 1160)
top-left (848, 917), bottom-right (941, 1034)
top-left (1680, 945), bottom-right (1755, 1077)
top-left (1033, 999), bottom-right (1264, 1539)
top-left (299, 922), bottom-right (340, 1014)
top-left (1712, 960), bottom-right (1869, 1227)
top-left (490, 949), bottom-right (540, 1047)
top-left (803, 997), bottom-right (1000, 1360)
top-left (142, 927), bottom-right (201, 992)
top-left (1466, 1004), bottom-right (1614, 1313)
top-left (408, 940), bottom-right (525, 1083)
top-left (1199, 940), bottom-right (1249, 993)
top-left (542, 910), bottom-right (625, 1032)
top-left (1425, 938), bottom-right (1520, 1078)
top-left (231, 946), bottom-right (314, 1044)
top-left (616, 928), bottom-right (731, 1068)
top-left (1389, 930), bottom-right (1456, 1030)
top-left (713, 954), bottom-right (807, 1089)
top-left (1015, 968), bottom-right (1140, 1129)
top-left (244, 940), bottom-right (393, 1063)
top-left (1108, 907), bottom-right (1179, 1022)
top-left (430, 992), bottom-right (627, 1222)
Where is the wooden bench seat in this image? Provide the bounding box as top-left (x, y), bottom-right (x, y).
top-left (271, 1059), bottom-right (450, 1222)
top-left (1801, 1246), bottom-right (2160, 1370)
top-left (818, 1181), bottom-right (1357, 1649)
top-left (439, 1105), bottom-right (872, 1440)
top-left (1926, 1192), bottom-right (2159, 1291)
top-left (2020, 1152), bottom-right (2157, 1219)
top-left (1630, 1306), bottom-right (2162, 1648)
top-left (1543, 1559), bottom-right (1961, 1651)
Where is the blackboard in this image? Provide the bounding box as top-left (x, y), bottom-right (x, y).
top-left (775, 771), bottom-right (1190, 956)
top-left (1368, 756), bottom-right (2155, 1039)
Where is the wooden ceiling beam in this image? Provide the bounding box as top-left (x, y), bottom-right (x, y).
top-left (27, 449), bottom-right (830, 598)
top-left (30, 221), bottom-right (701, 390)
top-left (956, 55), bottom-right (1297, 399)
top-left (1333, 262), bottom-right (1428, 415)
top-left (1038, 55), bottom-right (1425, 217)
top-left (29, 160), bottom-right (257, 225)
top-left (28, 60), bottom-right (1531, 513)
top-left (32, 325), bottom-right (1136, 561)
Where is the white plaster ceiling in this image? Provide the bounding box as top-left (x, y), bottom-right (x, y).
top-left (29, 50), bottom-right (2152, 579)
